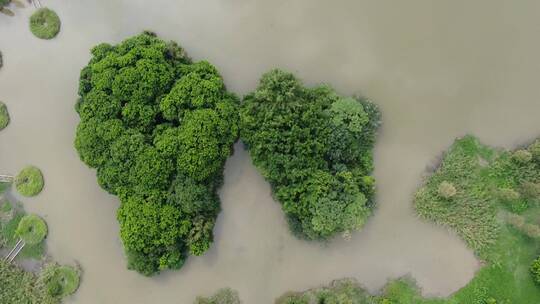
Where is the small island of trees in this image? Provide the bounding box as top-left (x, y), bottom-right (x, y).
top-left (240, 70), bottom-right (381, 240)
top-left (74, 32), bottom-right (239, 275)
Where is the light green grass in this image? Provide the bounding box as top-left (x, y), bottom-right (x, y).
top-left (29, 8), bottom-right (61, 40)
top-left (15, 166), bottom-right (44, 197)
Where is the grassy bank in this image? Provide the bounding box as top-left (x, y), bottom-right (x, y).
top-left (277, 135), bottom-right (540, 303)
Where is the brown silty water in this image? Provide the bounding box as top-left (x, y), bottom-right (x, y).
top-left (2, 0), bottom-right (540, 303)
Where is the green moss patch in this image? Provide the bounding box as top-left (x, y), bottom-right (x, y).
top-left (0, 101), bottom-right (9, 130)
top-left (15, 214), bottom-right (47, 245)
top-left (29, 8), bottom-right (61, 40)
top-left (15, 166), bottom-right (44, 197)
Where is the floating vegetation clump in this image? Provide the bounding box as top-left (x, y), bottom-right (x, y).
top-left (0, 101), bottom-right (9, 130)
top-left (15, 166), bottom-right (44, 197)
top-left (29, 8), bottom-right (61, 39)
top-left (38, 264), bottom-right (81, 297)
top-left (15, 214), bottom-right (48, 245)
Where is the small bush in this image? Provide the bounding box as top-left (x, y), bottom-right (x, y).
top-left (15, 166), bottom-right (44, 197)
top-left (194, 288), bottom-right (241, 304)
top-left (520, 181), bottom-right (540, 200)
top-left (529, 140), bottom-right (540, 162)
top-left (29, 8), bottom-right (61, 39)
top-left (505, 213), bottom-right (525, 229)
top-left (15, 214), bottom-right (47, 245)
top-left (522, 224), bottom-right (540, 239)
top-left (0, 101), bottom-right (9, 130)
top-left (0, 50), bottom-right (3, 69)
top-left (1, 200), bottom-right (12, 213)
top-left (531, 256), bottom-right (540, 285)
top-left (438, 181), bottom-right (457, 199)
top-left (512, 149), bottom-right (532, 164)
top-left (496, 188), bottom-right (520, 204)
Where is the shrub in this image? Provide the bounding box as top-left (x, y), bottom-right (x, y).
top-left (15, 214), bottom-right (47, 245)
top-left (15, 166), bottom-right (44, 197)
top-left (29, 8), bottom-right (61, 39)
top-left (497, 187), bottom-right (528, 213)
top-left (520, 181), bottom-right (540, 200)
top-left (1, 200), bottom-right (12, 213)
top-left (0, 101), bottom-right (9, 130)
top-left (0, 50), bottom-right (3, 69)
top-left (522, 224), bottom-right (540, 239)
top-left (240, 70), bottom-right (380, 240)
top-left (194, 288), bottom-right (241, 304)
top-left (498, 188), bottom-right (520, 201)
top-left (512, 149), bottom-right (532, 163)
top-left (505, 213), bottom-right (525, 229)
top-left (75, 32), bottom-right (238, 275)
top-left (0, 0), bottom-right (10, 7)
top-left (529, 140), bottom-right (540, 162)
top-left (438, 181), bottom-right (457, 199)
top-left (531, 256), bottom-right (540, 285)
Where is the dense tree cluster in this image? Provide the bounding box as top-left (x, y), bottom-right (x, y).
top-left (240, 70), bottom-right (380, 240)
top-left (75, 32), bottom-right (239, 275)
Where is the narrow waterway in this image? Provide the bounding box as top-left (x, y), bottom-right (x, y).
top-left (1, 1), bottom-right (540, 303)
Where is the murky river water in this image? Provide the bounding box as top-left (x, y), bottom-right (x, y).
top-left (2, 1), bottom-right (540, 303)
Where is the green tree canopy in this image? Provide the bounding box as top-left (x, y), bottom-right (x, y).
top-left (74, 32), bottom-right (239, 275)
top-left (240, 70), bottom-right (380, 240)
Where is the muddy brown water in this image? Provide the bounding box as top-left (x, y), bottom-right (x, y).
top-left (2, 1), bottom-right (540, 303)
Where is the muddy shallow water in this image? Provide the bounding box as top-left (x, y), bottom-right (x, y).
top-left (2, 0), bottom-right (540, 303)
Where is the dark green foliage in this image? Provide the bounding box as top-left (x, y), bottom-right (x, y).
top-left (240, 70), bottom-right (380, 240)
top-left (74, 32), bottom-right (239, 275)
top-left (0, 0), bottom-right (9, 7)
top-left (531, 256), bottom-right (540, 285)
top-left (29, 8), bottom-right (61, 40)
